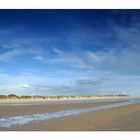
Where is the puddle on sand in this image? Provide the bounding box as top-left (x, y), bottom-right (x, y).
top-left (0, 99), bottom-right (140, 128)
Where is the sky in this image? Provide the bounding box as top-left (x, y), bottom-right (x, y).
top-left (0, 9), bottom-right (140, 96)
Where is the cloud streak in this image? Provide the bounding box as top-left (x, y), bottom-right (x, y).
top-left (0, 10), bottom-right (140, 95)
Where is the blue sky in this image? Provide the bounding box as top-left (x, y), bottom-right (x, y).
top-left (0, 10), bottom-right (140, 96)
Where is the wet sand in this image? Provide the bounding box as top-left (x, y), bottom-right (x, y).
top-left (0, 99), bottom-right (140, 131)
top-left (0, 101), bottom-right (120, 118)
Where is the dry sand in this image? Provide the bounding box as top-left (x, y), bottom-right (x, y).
top-left (0, 100), bottom-right (140, 131)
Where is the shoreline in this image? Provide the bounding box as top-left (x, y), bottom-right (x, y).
top-left (0, 97), bottom-right (140, 130)
top-left (0, 100), bottom-right (126, 118)
top-left (0, 102), bottom-right (140, 130)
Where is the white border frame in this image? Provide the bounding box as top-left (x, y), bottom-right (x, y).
top-left (0, 132), bottom-right (140, 140)
top-left (0, 0), bottom-right (140, 9)
top-left (0, 0), bottom-right (140, 140)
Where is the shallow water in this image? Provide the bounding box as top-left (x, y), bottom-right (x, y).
top-left (0, 99), bottom-right (140, 128)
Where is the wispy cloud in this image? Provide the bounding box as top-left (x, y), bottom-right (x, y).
top-left (0, 49), bottom-right (23, 62)
top-left (0, 11), bottom-right (140, 95)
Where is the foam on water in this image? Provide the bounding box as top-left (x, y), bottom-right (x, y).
top-left (0, 99), bottom-right (140, 128)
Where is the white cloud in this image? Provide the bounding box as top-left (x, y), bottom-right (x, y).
top-left (21, 84), bottom-right (30, 88)
top-left (52, 47), bottom-right (63, 54)
top-left (33, 55), bottom-right (44, 61)
top-left (2, 43), bottom-right (20, 49)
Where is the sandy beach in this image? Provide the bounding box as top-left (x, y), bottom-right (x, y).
top-left (0, 101), bottom-right (115, 118)
top-left (0, 98), bottom-right (140, 131)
